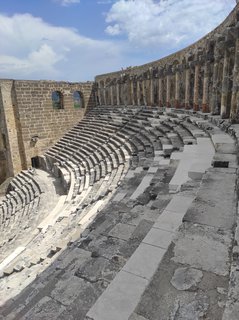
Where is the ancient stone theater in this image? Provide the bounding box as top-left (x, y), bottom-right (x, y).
top-left (0, 3), bottom-right (239, 320)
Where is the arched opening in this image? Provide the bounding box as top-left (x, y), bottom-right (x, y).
top-left (52, 91), bottom-right (64, 109)
top-left (73, 91), bottom-right (84, 109)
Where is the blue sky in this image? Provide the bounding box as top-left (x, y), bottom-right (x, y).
top-left (0, 0), bottom-right (236, 81)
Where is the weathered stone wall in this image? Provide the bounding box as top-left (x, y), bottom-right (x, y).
top-left (0, 79), bottom-right (96, 182)
top-left (95, 4), bottom-right (239, 122)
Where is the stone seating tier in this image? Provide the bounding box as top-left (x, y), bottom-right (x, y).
top-left (2, 105), bottom-right (236, 320)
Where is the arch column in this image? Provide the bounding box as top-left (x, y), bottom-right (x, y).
top-left (123, 80), bottom-right (127, 105)
top-left (193, 63), bottom-right (200, 111)
top-left (149, 68), bottom-right (154, 106)
top-left (175, 69), bottom-right (180, 108)
top-left (185, 66), bottom-right (191, 109)
top-left (202, 61), bottom-right (210, 113)
top-left (230, 34), bottom-right (239, 121)
top-left (166, 67), bottom-right (172, 108)
top-left (110, 85), bottom-right (114, 105)
top-left (130, 76), bottom-right (135, 105)
top-left (158, 76), bottom-right (163, 108)
top-left (221, 46), bottom-right (230, 118)
top-left (137, 78), bottom-right (141, 105)
top-left (166, 75), bottom-right (171, 107)
top-left (142, 78), bottom-right (147, 106)
top-left (98, 82), bottom-right (102, 105)
top-left (125, 79), bottom-right (130, 105)
top-left (210, 40), bottom-right (223, 114)
top-left (116, 80), bottom-right (120, 105)
top-left (103, 81), bottom-right (107, 105)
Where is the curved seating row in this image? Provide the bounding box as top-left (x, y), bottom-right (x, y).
top-left (0, 107), bottom-right (216, 278)
top-left (0, 106), bottom-right (224, 319)
top-left (0, 105), bottom-right (225, 320)
top-left (0, 170), bottom-right (43, 247)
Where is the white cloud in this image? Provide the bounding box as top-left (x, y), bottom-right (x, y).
top-left (0, 44), bottom-right (63, 78)
top-left (0, 1), bottom-right (236, 81)
top-left (0, 13), bottom-right (124, 80)
top-left (54, 0), bottom-right (80, 6)
top-left (105, 0), bottom-right (235, 50)
top-left (106, 23), bottom-right (121, 35)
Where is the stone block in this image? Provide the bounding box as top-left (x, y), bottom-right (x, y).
top-left (130, 175), bottom-right (153, 200)
top-left (172, 223), bottom-right (232, 276)
top-left (21, 296), bottom-right (66, 320)
top-left (184, 170), bottom-right (237, 230)
top-left (163, 144), bottom-right (173, 155)
top-left (211, 133), bottom-right (236, 154)
top-left (153, 209), bottom-right (185, 232)
top-left (123, 242), bottom-right (166, 280)
top-left (86, 270), bottom-right (148, 320)
top-left (108, 223), bottom-right (135, 241)
top-left (164, 195), bottom-right (194, 214)
top-left (143, 227), bottom-right (174, 249)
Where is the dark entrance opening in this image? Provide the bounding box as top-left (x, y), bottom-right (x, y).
top-left (213, 161), bottom-right (229, 168)
top-left (31, 156), bottom-right (40, 168)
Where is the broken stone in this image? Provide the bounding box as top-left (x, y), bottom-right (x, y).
top-left (170, 267), bottom-right (203, 291)
top-left (170, 294), bottom-right (209, 320)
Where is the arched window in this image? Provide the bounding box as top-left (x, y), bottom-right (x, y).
top-left (52, 91), bottom-right (64, 109)
top-left (73, 91), bottom-right (84, 108)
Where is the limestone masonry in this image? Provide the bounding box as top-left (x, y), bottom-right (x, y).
top-left (0, 80), bottom-right (95, 183)
top-left (1, 3), bottom-right (239, 320)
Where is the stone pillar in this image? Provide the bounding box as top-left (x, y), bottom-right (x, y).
top-left (116, 81), bottom-right (120, 105)
top-left (149, 68), bottom-right (154, 106)
top-left (110, 85), bottom-right (114, 105)
top-left (130, 77), bottom-right (135, 105)
top-left (142, 79), bottom-right (147, 106)
top-left (202, 62), bottom-right (210, 113)
top-left (210, 53), bottom-right (219, 115)
top-left (125, 80), bottom-right (129, 105)
top-left (220, 47), bottom-right (230, 118)
top-left (175, 69), bottom-right (180, 108)
top-left (136, 78), bottom-right (141, 105)
top-left (103, 81), bottom-right (107, 105)
top-left (122, 81), bottom-right (126, 105)
top-left (193, 64), bottom-right (200, 111)
top-left (158, 77), bottom-right (163, 108)
top-left (230, 36), bottom-right (239, 121)
top-left (97, 82), bottom-right (102, 105)
top-left (166, 74), bottom-right (171, 108)
top-left (185, 67), bottom-right (191, 109)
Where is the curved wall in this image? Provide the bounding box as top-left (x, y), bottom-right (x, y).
top-left (95, 4), bottom-right (239, 122)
